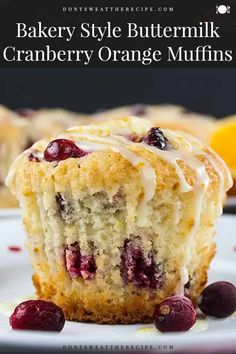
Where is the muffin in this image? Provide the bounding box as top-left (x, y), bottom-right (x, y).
top-left (6, 116), bottom-right (232, 323)
top-left (92, 104), bottom-right (215, 143)
top-left (25, 108), bottom-right (89, 141)
top-left (0, 105), bottom-right (30, 207)
top-left (0, 106), bottom-right (89, 208)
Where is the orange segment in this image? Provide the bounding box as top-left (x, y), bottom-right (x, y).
top-left (210, 115), bottom-right (236, 178)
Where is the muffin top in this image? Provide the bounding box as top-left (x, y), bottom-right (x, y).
top-left (26, 108), bottom-right (89, 141)
top-left (7, 116), bottom-right (232, 226)
top-left (0, 105), bottom-right (29, 128)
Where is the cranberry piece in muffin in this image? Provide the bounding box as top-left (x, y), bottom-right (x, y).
top-left (154, 296), bottom-right (196, 332)
top-left (127, 133), bottom-right (139, 142)
top-left (65, 242), bottom-right (96, 279)
top-left (28, 152), bottom-right (40, 162)
top-left (121, 238), bottom-right (162, 289)
top-left (10, 300), bottom-right (65, 332)
top-left (55, 193), bottom-right (75, 224)
top-left (80, 255), bottom-right (97, 280)
top-left (143, 127), bottom-right (170, 150)
top-left (44, 139), bottom-right (88, 162)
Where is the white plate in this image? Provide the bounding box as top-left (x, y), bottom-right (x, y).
top-left (0, 215), bottom-right (236, 353)
top-left (0, 208), bottom-right (21, 218)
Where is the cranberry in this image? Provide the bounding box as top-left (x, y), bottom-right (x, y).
top-left (55, 193), bottom-right (75, 224)
top-left (131, 104), bottom-right (147, 116)
top-left (44, 139), bottom-right (88, 162)
top-left (9, 300), bottom-right (65, 332)
top-left (127, 133), bottom-right (139, 142)
top-left (16, 108), bottom-right (35, 118)
top-left (154, 296), bottom-right (196, 332)
top-left (198, 281), bottom-right (236, 318)
top-left (80, 255), bottom-right (97, 280)
top-left (121, 238), bottom-right (162, 289)
top-left (55, 193), bottom-right (67, 215)
top-left (8, 245), bottom-right (22, 252)
top-left (65, 243), bottom-right (81, 277)
top-left (143, 127), bottom-right (170, 150)
top-left (65, 242), bottom-right (96, 280)
top-left (28, 152), bottom-right (40, 162)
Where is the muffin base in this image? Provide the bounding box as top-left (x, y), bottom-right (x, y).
top-left (32, 243), bottom-right (215, 324)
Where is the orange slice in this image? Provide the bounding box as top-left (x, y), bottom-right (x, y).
top-left (210, 115), bottom-right (236, 178)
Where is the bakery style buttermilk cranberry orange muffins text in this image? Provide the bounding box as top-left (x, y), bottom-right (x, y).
top-left (6, 116), bottom-right (232, 324)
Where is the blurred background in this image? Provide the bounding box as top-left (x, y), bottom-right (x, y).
top-left (0, 68), bottom-right (235, 117)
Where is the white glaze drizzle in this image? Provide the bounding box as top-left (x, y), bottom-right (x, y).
top-left (141, 143), bottom-right (193, 193)
top-left (175, 266), bottom-right (189, 295)
top-left (176, 131), bottom-right (230, 216)
top-left (111, 146), bottom-right (156, 226)
top-left (199, 152), bottom-right (224, 215)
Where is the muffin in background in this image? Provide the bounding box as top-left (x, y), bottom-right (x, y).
top-left (26, 108), bottom-right (89, 141)
top-left (92, 104), bottom-right (215, 143)
top-left (7, 116), bottom-right (232, 323)
top-left (0, 106), bottom-right (89, 208)
top-left (0, 106), bottom-right (31, 207)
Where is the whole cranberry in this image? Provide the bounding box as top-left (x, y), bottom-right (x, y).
top-left (198, 281), bottom-right (236, 318)
top-left (44, 139), bottom-right (88, 162)
top-left (143, 127), bottom-right (170, 150)
top-left (154, 296), bottom-right (196, 332)
top-left (9, 300), bottom-right (65, 332)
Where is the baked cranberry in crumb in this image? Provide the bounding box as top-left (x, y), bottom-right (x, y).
top-left (127, 133), bottom-right (139, 142)
top-left (16, 108), bottom-right (35, 118)
top-left (65, 242), bottom-right (96, 279)
top-left (143, 127), bottom-right (170, 150)
top-left (28, 152), bottom-right (40, 162)
top-left (9, 300), bottom-right (65, 332)
top-left (154, 296), bottom-right (196, 332)
top-left (44, 139), bottom-right (88, 162)
top-left (198, 281), bottom-right (236, 318)
top-left (80, 255), bottom-right (97, 280)
top-left (121, 238), bottom-right (162, 289)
